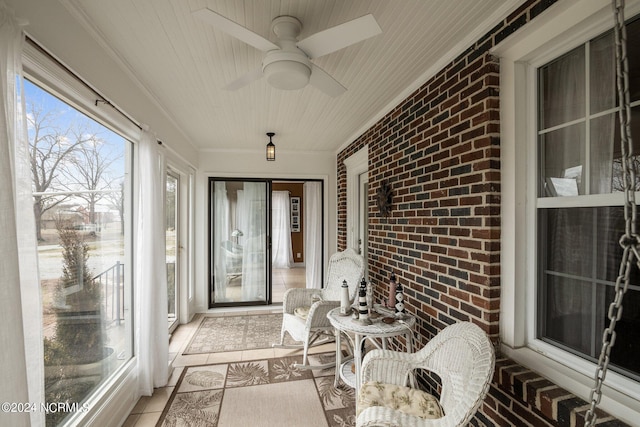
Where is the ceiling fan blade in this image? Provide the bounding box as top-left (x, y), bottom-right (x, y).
top-left (193, 7), bottom-right (279, 52)
top-left (297, 14), bottom-right (381, 59)
top-left (309, 64), bottom-right (346, 98)
top-left (223, 68), bottom-right (263, 91)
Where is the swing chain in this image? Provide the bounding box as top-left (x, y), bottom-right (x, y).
top-left (584, 0), bottom-right (637, 424)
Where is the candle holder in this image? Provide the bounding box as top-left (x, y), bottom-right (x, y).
top-left (387, 272), bottom-right (397, 310)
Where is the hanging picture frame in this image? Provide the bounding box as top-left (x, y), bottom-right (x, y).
top-left (290, 197), bottom-right (300, 232)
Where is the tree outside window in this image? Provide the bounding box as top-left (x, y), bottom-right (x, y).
top-left (25, 79), bottom-right (132, 426)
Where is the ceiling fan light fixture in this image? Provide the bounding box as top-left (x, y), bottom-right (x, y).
top-left (264, 61), bottom-right (310, 90)
top-left (262, 48), bottom-right (312, 90)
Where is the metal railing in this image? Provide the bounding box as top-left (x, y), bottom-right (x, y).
top-left (92, 261), bottom-right (176, 327)
top-left (93, 261), bottom-right (176, 326)
top-left (93, 261), bottom-right (124, 326)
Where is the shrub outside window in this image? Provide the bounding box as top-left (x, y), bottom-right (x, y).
top-left (26, 79), bottom-right (133, 426)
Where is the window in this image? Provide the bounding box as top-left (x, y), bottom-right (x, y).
top-left (25, 78), bottom-right (133, 426)
top-left (536, 17), bottom-right (640, 381)
top-left (166, 171), bottom-right (178, 328)
top-left (495, 0), bottom-right (640, 420)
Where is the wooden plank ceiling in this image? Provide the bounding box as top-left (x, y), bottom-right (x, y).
top-left (59, 0), bottom-right (522, 153)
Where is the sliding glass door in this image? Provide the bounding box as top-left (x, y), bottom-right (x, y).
top-left (209, 179), bottom-right (270, 306)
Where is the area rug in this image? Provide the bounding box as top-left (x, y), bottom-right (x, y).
top-left (183, 313), bottom-right (296, 354)
top-left (157, 353), bottom-right (356, 427)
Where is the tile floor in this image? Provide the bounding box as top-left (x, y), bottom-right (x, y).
top-left (272, 266), bottom-right (306, 303)
top-left (122, 306), bottom-right (335, 427)
top-left (214, 266), bottom-right (306, 304)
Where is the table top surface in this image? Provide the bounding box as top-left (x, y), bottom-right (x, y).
top-left (327, 306), bottom-right (415, 335)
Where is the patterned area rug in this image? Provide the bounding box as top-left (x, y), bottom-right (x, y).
top-left (183, 313), bottom-right (295, 354)
top-left (158, 353), bottom-right (356, 427)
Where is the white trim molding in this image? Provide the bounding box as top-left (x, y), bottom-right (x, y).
top-left (343, 146), bottom-right (368, 252)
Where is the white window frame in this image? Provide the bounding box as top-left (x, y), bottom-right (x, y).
top-left (344, 145), bottom-right (369, 252)
top-left (494, 0), bottom-right (640, 422)
top-left (164, 160), bottom-right (196, 326)
top-left (22, 40), bottom-right (140, 426)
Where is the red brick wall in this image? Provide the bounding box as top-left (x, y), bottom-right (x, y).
top-left (336, 0), bottom-right (629, 425)
top-left (338, 2), bottom-right (508, 346)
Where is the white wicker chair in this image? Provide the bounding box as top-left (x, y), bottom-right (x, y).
top-left (356, 321), bottom-right (495, 427)
top-left (273, 247), bottom-right (364, 369)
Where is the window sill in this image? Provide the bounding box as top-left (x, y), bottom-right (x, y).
top-left (500, 344), bottom-right (640, 425)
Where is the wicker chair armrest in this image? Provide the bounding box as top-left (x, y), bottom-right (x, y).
top-left (282, 288), bottom-right (323, 314)
top-left (305, 300), bottom-right (340, 330)
top-left (360, 348), bottom-right (416, 387)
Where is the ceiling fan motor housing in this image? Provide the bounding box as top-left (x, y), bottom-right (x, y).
top-left (263, 15), bottom-right (311, 90)
top-left (262, 50), bottom-right (311, 90)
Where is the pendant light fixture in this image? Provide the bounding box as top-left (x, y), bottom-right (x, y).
top-left (266, 132), bottom-right (276, 161)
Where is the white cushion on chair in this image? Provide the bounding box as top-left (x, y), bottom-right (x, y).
top-left (282, 313), bottom-right (307, 342)
top-left (294, 306), bottom-right (310, 320)
top-left (357, 381), bottom-right (444, 419)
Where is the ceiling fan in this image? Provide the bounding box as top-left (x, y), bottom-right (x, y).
top-left (193, 8), bottom-right (382, 97)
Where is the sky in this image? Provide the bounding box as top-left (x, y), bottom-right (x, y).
top-left (23, 78), bottom-right (129, 216)
top-left (23, 78), bottom-right (128, 193)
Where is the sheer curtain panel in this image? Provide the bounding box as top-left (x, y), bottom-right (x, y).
top-left (272, 190), bottom-right (293, 268)
top-left (0, 3), bottom-right (44, 426)
top-left (213, 182), bottom-right (229, 300)
top-left (135, 126), bottom-right (169, 395)
top-left (304, 182), bottom-right (322, 289)
top-left (241, 182), bottom-right (267, 301)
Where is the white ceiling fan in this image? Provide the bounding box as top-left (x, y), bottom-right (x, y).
top-left (193, 8), bottom-right (382, 97)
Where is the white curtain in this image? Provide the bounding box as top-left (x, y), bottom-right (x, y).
top-left (272, 191), bottom-right (292, 268)
top-left (213, 182), bottom-right (229, 300)
top-left (236, 189), bottom-right (246, 246)
top-left (135, 125), bottom-right (169, 395)
top-left (304, 182), bottom-right (322, 289)
top-left (544, 38), bottom-right (616, 348)
top-left (241, 182), bottom-right (266, 301)
top-left (0, 4), bottom-right (44, 426)
top-left (590, 33), bottom-right (616, 194)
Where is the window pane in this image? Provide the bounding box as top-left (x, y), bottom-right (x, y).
top-left (605, 286), bottom-right (640, 379)
top-left (595, 206), bottom-right (627, 281)
top-left (540, 208), bottom-right (593, 277)
top-left (590, 112), bottom-right (618, 193)
top-left (539, 46), bottom-right (585, 130)
top-left (27, 80), bottom-right (132, 426)
top-left (590, 31), bottom-right (616, 114)
top-left (166, 173), bottom-right (177, 322)
top-left (210, 180), bottom-right (269, 305)
top-left (540, 275), bottom-right (595, 356)
top-left (628, 17), bottom-right (640, 103)
top-left (538, 207), bottom-right (640, 379)
top-left (591, 108), bottom-right (640, 194)
top-left (589, 16), bottom-right (640, 106)
top-left (539, 123), bottom-right (585, 197)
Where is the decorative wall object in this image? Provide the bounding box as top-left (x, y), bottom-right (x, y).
top-left (376, 180), bottom-right (393, 217)
top-left (290, 196), bottom-right (300, 232)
